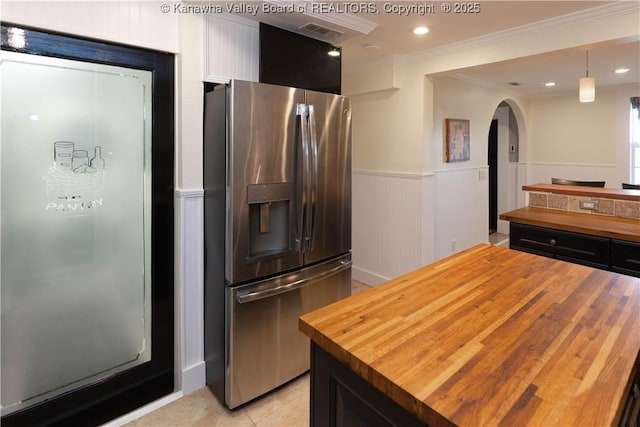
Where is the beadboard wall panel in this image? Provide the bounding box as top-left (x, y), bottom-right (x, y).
top-left (497, 162), bottom-right (520, 234)
top-left (2, 1), bottom-right (179, 52)
top-left (421, 173), bottom-right (436, 266)
top-left (175, 190), bottom-right (205, 395)
top-left (352, 171), bottom-right (426, 285)
top-left (204, 15), bottom-right (259, 83)
top-left (434, 166), bottom-right (490, 260)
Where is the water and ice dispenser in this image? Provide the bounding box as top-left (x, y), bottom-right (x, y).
top-left (247, 182), bottom-right (293, 260)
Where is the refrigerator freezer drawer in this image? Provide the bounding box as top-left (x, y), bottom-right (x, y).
top-left (226, 253), bottom-right (351, 408)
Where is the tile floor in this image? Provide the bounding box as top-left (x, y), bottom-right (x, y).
top-left (124, 280), bottom-right (372, 427)
top-left (489, 231), bottom-right (509, 247)
top-left (125, 374), bottom-right (310, 427)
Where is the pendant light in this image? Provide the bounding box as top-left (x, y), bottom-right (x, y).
top-left (579, 51), bottom-right (595, 103)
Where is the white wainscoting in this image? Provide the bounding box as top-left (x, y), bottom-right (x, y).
top-left (352, 170), bottom-right (433, 286)
top-left (175, 189), bottom-right (205, 395)
top-left (433, 166), bottom-right (490, 260)
top-left (498, 162), bottom-right (520, 234)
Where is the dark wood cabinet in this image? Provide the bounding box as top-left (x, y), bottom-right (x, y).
top-left (310, 343), bottom-right (426, 427)
top-left (510, 223), bottom-right (610, 269)
top-left (611, 239), bottom-right (640, 277)
top-left (619, 369), bottom-right (640, 427)
top-left (509, 222), bottom-right (640, 277)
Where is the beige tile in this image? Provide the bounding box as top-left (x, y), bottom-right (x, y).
top-left (529, 192), bottom-right (547, 208)
top-left (567, 196), bottom-right (581, 212)
top-left (351, 280), bottom-right (371, 294)
top-left (126, 387), bottom-right (255, 427)
top-left (595, 198), bottom-right (614, 216)
top-left (489, 232), bottom-right (509, 247)
top-left (614, 200), bottom-right (640, 219)
top-left (246, 375), bottom-right (309, 427)
top-left (548, 194), bottom-right (568, 210)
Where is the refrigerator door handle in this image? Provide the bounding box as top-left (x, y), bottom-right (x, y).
top-left (296, 103), bottom-right (310, 253)
top-left (307, 104), bottom-right (318, 251)
top-left (235, 259), bottom-right (352, 304)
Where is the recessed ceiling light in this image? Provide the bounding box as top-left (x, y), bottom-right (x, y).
top-left (544, 82), bottom-right (556, 87)
top-left (7, 27), bottom-right (26, 49)
top-left (412, 26), bottom-right (429, 36)
top-left (614, 68), bottom-right (630, 74)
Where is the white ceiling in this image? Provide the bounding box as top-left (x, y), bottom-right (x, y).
top-left (234, 1), bottom-right (640, 97)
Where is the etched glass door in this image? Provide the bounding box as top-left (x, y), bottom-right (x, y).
top-left (1, 49), bottom-right (152, 416)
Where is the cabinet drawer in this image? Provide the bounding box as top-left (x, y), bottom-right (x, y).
top-left (510, 223), bottom-right (610, 268)
top-left (611, 240), bottom-right (640, 277)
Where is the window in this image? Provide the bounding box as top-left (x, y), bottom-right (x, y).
top-left (631, 97), bottom-right (640, 184)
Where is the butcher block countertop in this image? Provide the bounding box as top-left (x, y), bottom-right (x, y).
top-left (523, 184), bottom-right (640, 202)
top-left (499, 206), bottom-right (640, 243)
top-left (299, 244), bottom-right (640, 427)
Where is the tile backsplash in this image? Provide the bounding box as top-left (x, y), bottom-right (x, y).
top-left (529, 192), bottom-right (640, 220)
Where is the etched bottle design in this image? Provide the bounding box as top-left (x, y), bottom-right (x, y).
top-left (90, 146), bottom-right (105, 172)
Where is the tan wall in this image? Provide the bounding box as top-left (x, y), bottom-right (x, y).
top-left (430, 76), bottom-right (527, 170)
top-left (350, 65), bottom-right (424, 173)
top-left (526, 89), bottom-right (617, 165)
top-left (343, 3), bottom-right (639, 176)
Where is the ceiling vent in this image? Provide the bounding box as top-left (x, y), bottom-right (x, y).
top-left (299, 22), bottom-right (343, 39)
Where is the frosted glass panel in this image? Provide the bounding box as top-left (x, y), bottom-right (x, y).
top-left (0, 51), bottom-right (152, 415)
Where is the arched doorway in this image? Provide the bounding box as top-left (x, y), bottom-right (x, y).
top-left (488, 101), bottom-right (522, 245)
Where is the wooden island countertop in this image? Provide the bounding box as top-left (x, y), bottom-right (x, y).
top-left (522, 184), bottom-right (640, 202)
top-left (499, 206), bottom-right (640, 243)
top-left (299, 244), bottom-right (640, 427)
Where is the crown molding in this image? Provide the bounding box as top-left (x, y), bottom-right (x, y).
top-left (264, 0), bottom-right (377, 35)
top-left (303, 10), bottom-right (377, 35)
top-left (410, 1), bottom-right (639, 62)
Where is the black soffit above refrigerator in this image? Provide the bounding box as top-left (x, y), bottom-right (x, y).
top-left (204, 80), bottom-right (352, 408)
top-left (259, 22), bottom-right (342, 95)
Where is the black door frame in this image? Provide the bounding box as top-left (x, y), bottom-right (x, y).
top-left (488, 119), bottom-right (498, 233)
top-left (1, 23), bottom-right (175, 427)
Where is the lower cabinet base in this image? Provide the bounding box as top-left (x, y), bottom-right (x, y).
top-left (509, 222), bottom-right (640, 277)
top-left (310, 342), bottom-right (426, 427)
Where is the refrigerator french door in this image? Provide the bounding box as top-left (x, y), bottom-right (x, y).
top-left (204, 80), bottom-right (352, 408)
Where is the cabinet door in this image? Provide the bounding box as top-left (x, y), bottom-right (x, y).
top-left (554, 231), bottom-right (609, 270)
top-left (611, 240), bottom-right (640, 278)
top-left (509, 223), bottom-right (609, 269)
top-left (509, 223), bottom-right (556, 258)
top-left (311, 343), bottom-right (425, 427)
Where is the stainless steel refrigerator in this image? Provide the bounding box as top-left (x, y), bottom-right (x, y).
top-left (204, 80), bottom-right (352, 409)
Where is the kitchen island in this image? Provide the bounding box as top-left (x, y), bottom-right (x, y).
top-left (500, 183), bottom-right (640, 277)
top-left (299, 244), bottom-right (640, 426)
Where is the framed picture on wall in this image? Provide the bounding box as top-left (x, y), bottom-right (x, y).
top-left (444, 118), bottom-right (470, 162)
